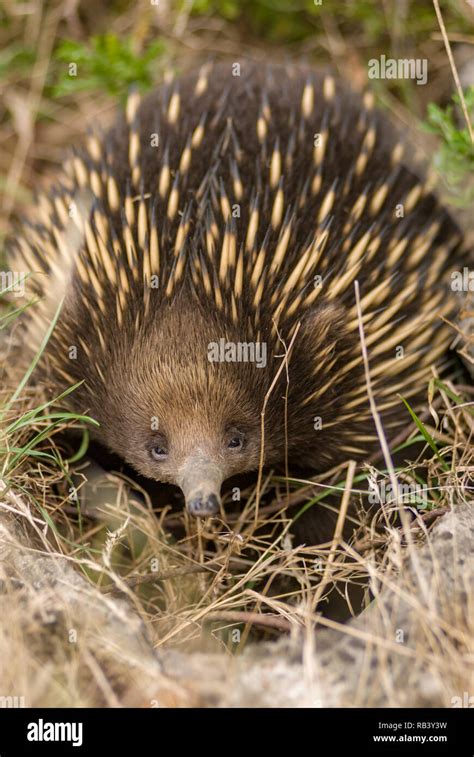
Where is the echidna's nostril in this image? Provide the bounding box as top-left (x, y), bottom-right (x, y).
top-left (187, 493), bottom-right (220, 518)
top-left (206, 493), bottom-right (220, 514)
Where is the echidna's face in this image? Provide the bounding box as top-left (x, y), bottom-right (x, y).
top-left (95, 304), bottom-right (272, 518)
top-left (107, 394), bottom-right (264, 518)
top-left (138, 414), bottom-right (263, 518)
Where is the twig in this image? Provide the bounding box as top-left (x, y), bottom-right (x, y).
top-left (105, 562), bottom-right (222, 594)
top-left (354, 280), bottom-right (432, 608)
top-left (311, 459), bottom-right (356, 613)
top-left (205, 610), bottom-right (292, 633)
top-left (255, 322), bottom-right (301, 520)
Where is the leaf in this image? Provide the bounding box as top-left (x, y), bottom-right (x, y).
top-left (400, 396), bottom-right (450, 471)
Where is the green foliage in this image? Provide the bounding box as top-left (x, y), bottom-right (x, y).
top-left (185, 0), bottom-right (323, 43)
top-left (52, 34), bottom-right (165, 99)
top-left (423, 86), bottom-right (474, 207)
top-left (190, 0), bottom-right (241, 20)
top-left (0, 43), bottom-right (36, 79)
top-left (184, 0), bottom-right (471, 45)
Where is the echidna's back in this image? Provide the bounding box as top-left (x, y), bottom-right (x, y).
top-left (92, 61), bottom-right (463, 322)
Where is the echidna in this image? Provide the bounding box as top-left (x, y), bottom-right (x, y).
top-left (9, 61), bottom-right (466, 525)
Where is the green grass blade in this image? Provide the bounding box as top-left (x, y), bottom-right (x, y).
top-left (400, 396), bottom-right (450, 471)
top-left (1, 298), bottom-right (64, 418)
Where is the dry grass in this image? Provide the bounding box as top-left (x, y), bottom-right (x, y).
top-left (0, 350), bottom-right (472, 705)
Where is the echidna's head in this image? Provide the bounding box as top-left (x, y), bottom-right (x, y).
top-left (64, 294), bottom-right (355, 517)
top-left (89, 302), bottom-right (277, 517)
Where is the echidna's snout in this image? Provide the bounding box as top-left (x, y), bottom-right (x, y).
top-left (177, 456), bottom-right (223, 518)
top-left (187, 492), bottom-right (220, 518)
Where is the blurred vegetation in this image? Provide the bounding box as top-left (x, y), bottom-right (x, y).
top-left (183, 0), bottom-right (471, 45)
top-left (0, 44), bottom-right (36, 80)
top-left (0, 0), bottom-right (471, 98)
top-left (423, 86), bottom-right (474, 207)
top-left (0, 0), bottom-right (473, 212)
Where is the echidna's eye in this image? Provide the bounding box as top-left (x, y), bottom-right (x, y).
top-left (226, 430), bottom-right (245, 451)
top-left (150, 443), bottom-right (168, 460)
